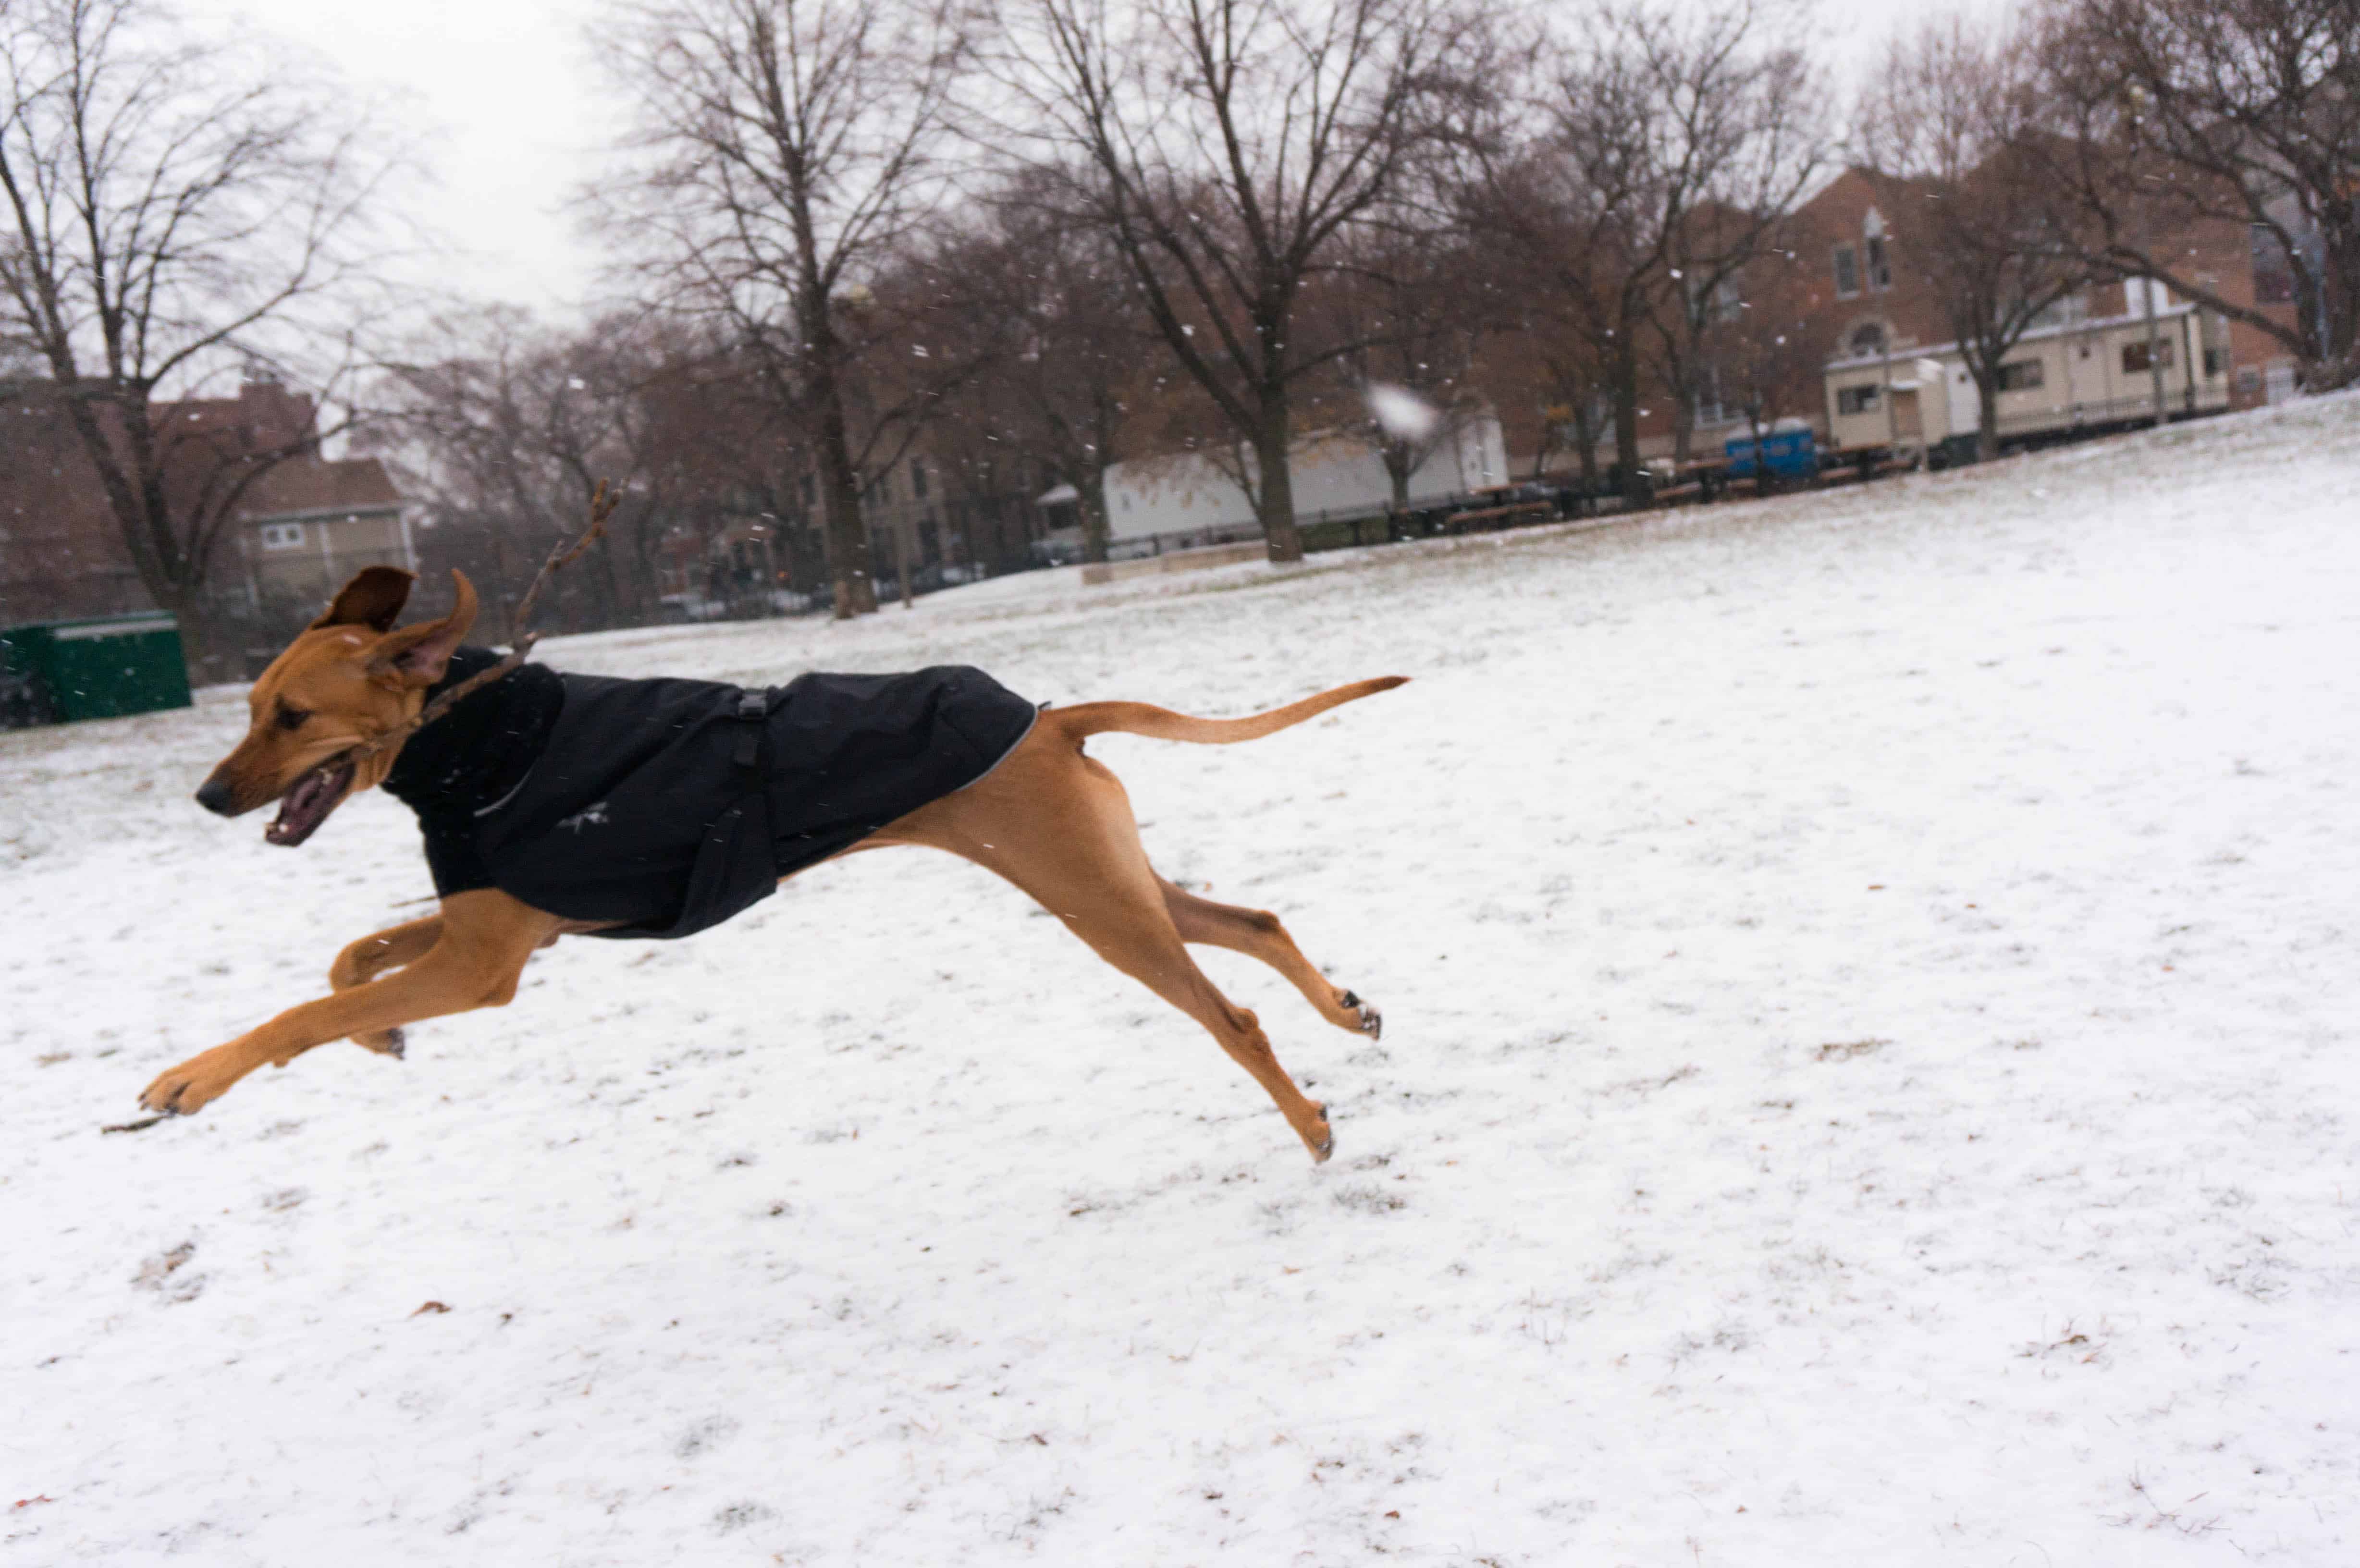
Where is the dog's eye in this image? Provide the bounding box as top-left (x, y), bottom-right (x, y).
top-left (276, 706), bottom-right (310, 732)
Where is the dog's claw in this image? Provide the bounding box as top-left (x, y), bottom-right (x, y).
top-left (351, 1026), bottom-right (405, 1059)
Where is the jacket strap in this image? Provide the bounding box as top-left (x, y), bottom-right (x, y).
top-left (732, 687), bottom-right (775, 770)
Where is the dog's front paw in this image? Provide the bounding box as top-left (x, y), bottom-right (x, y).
top-left (351, 1026), bottom-right (406, 1059)
top-left (138, 1047), bottom-right (248, 1117)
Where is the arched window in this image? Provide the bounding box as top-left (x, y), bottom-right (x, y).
top-left (1849, 321), bottom-right (1887, 356)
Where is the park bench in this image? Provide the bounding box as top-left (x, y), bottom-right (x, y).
top-left (1443, 499), bottom-right (1555, 534)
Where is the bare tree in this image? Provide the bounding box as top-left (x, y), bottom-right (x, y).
top-left (596, 0), bottom-right (971, 617)
top-left (1311, 216), bottom-right (1494, 512)
top-left (375, 310), bottom-right (765, 633)
top-left (0, 0), bottom-right (403, 648)
top-left (375, 310), bottom-right (624, 635)
top-left (1642, 30), bottom-right (1826, 468)
top-left (993, 0), bottom-right (1480, 562)
top-left (1465, 0), bottom-right (1825, 504)
top-left (938, 180), bottom-right (1148, 563)
top-left (2033, 0), bottom-right (2360, 389)
top-left (1716, 239), bottom-right (1824, 482)
top-left (1856, 11), bottom-right (2090, 460)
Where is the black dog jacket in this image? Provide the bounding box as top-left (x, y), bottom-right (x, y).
top-left (382, 649), bottom-right (1037, 939)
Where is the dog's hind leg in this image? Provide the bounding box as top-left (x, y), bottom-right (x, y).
top-left (328, 915), bottom-right (442, 1057)
top-left (1156, 879), bottom-right (1382, 1041)
top-left (885, 734), bottom-right (1336, 1162)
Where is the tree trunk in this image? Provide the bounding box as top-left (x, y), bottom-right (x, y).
top-left (61, 388), bottom-right (189, 618)
top-left (1385, 443), bottom-right (1413, 512)
top-left (1745, 409), bottom-right (1773, 495)
top-left (593, 526), bottom-right (625, 629)
top-left (1573, 401), bottom-right (1600, 492)
top-left (812, 393), bottom-right (876, 619)
top-left (1976, 376), bottom-right (1999, 463)
top-left (631, 526), bottom-right (666, 618)
top-left (1079, 462), bottom-right (1113, 564)
top-left (798, 278), bottom-right (877, 619)
top-left (2329, 229), bottom-right (2360, 385)
top-left (1610, 345), bottom-right (1647, 509)
top-left (1254, 393), bottom-right (1303, 563)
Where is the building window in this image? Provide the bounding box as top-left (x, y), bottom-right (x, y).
top-left (2203, 346), bottom-right (2227, 378)
top-left (910, 456), bottom-right (930, 499)
top-left (1864, 234), bottom-right (1891, 292)
top-left (259, 522), bottom-right (305, 550)
top-left (2121, 339), bottom-right (2176, 374)
top-left (1694, 276), bottom-right (1744, 324)
top-left (1848, 321), bottom-right (1886, 356)
top-left (1996, 359), bottom-right (2045, 391)
top-left (1693, 365), bottom-right (1737, 427)
top-left (2031, 293), bottom-right (2089, 331)
top-left (2248, 225), bottom-right (2295, 305)
top-left (1836, 384), bottom-right (1881, 415)
top-left (1833, 244), bottom-right (1860, 298)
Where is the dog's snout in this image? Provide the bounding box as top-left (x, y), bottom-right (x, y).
top-left (195, 775), bottom-right (237, 816)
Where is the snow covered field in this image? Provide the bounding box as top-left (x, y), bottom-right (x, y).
top-left (6, 395), bottom-right (2359, 1566)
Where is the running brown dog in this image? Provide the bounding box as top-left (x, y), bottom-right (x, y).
top-left (139, 566), bottom-right (1403, 1163)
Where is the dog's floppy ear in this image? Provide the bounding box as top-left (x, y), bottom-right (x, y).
top-left (369, 570), bottom-right (479, 688)
top-left (312, 566), bottom-right (416, 633)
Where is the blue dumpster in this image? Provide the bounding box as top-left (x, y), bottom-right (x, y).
top-left (1724, 428), bottom-right (1818, 481)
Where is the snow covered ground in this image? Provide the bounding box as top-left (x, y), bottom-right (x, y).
top-left (6, 394), bottom-right (2359, 1566)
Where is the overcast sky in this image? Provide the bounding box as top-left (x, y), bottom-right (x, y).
top-left (184, 0), bottom-right (2005, 322)
top-left (184, 0), bottom-right (616, 314)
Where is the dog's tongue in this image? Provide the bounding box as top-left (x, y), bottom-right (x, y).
top-left (266, 761), bottom-right (351, 847)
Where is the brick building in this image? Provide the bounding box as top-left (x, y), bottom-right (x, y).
top-left (0, 376), bottom-right (410, 667)
top-left (1500, 166), bottom-right (2306, 475)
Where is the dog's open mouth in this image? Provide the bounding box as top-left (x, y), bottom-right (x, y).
top-left (265, 756), bottom-right (356, 847)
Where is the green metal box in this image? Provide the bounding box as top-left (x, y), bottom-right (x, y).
top-left (0, 612), bottom-right (194, 723)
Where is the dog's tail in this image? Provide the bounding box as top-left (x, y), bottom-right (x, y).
top-left (1049, 676), bottom-right (1409, 746)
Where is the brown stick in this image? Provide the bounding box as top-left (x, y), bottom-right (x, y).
top-left (342, 481), bottom-right (617, 767)
top-left (512, 480), bottom-right (618, 641)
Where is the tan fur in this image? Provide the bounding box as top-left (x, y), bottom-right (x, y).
top-left (145, 569), bottom-right (1403, 1163)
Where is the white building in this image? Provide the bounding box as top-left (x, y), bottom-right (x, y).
top-left (1823, 287), bottom-right (2235, 460)
top-left (1045, 412), bottom-right (1511, 553)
